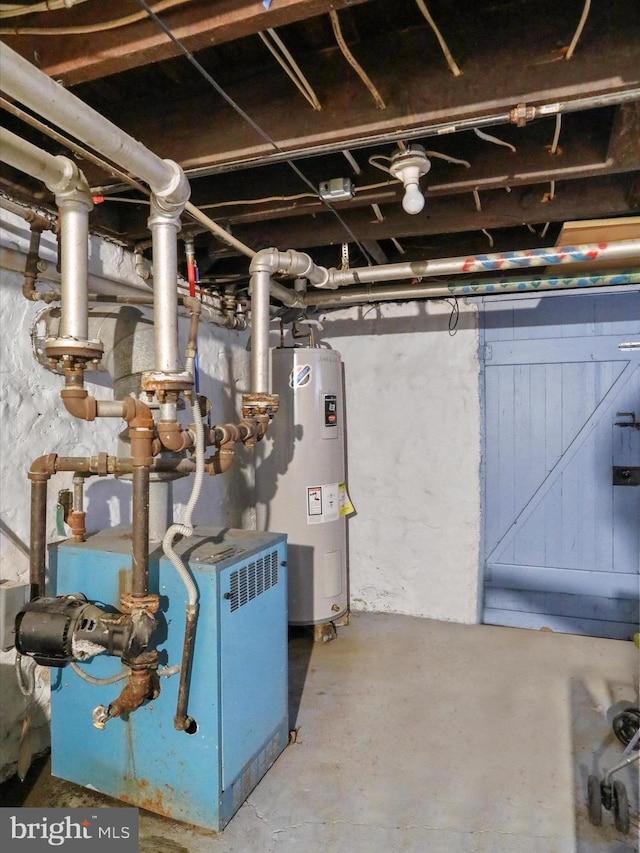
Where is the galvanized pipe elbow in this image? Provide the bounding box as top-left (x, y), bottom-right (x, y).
top-left (61, 388), bottom-right (97, 421)
top-left (28, 454), bottom-right (58, 481)
top-left (157, 420), bottom-right (194, 453)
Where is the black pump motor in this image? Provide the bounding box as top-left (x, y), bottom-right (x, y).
top-left (15, 594), bottom-right (132, 667)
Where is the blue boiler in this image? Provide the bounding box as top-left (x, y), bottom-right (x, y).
top-left (47, 526), bottom-right (288, 830)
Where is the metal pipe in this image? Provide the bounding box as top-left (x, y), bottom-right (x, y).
top-left (184, 202), bottom-right (255, 259)
top-left (1, 127), bottom-right (102, 358)
top-left (248, 247), bottom-right (334, 393)
top-left (149, 480), bottom-right (172, 542)
top-left (188, 87), bottom-right (640, 176)
top-left (148, 204), bottom-right (184, 376)
top-left (303, 271), bottom-right (640, 308)
top-left (1, 44), bottom-right (185, 203)
top-left (58, 199), bottom-right (90, 341)
top-left (326, 240), bottom-right (640, 288)
top-left (269, 280), bottom-right (305, 308)
top-left (131, 466), bottom-right (150, 597)
top-left (0, 126), bottom-right (71, 192)
top-left (174, 603), bottom-right (198, 732)
top-left (29, 479), bottom-right (47, 599)
top-left (250, 269), bottom-right (272, 394)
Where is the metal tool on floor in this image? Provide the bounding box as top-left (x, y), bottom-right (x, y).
top-left (587, 707), bottom-right (639, 835)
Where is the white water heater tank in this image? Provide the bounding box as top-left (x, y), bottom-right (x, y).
top-left (256, 346), bottom-right (348, 625)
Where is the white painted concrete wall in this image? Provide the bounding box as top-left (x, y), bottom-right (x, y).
top-left (317, 299), bottom-right (481, 624)
top-left (0, 211), bottom-right (253, 782)
top-left (0, 209), bottom-right (483, 783)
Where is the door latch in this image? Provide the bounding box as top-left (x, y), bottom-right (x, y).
top-left (612, 467), bottom-right (640, 486)
top-left (614, 412), bottom-right (640, 430)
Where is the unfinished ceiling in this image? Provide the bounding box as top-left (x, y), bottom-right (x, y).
top-left (1, 0), bottom-right (639, 286)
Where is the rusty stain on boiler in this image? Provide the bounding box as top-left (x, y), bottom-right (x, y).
top-left (119, 777), bottom-right (177, 819)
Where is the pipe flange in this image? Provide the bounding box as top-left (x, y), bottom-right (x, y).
top-left (45, 337), bottom-right (104, 362)
top-left (120, 592), bottom-right (160, 614)
top-left (141, 370), bottom-right (194, 395)
top-left (242, 392), bottom-right (279, 419)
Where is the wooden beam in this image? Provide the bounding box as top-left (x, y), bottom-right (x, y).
top-left (607, 102), bottom-right (640, 166)
top-left (77, 34), bottom-right (640, 177)
top-left (1, 0), bottom-right (371, 86)
top-left (225, 175), bottom-right (636, 251)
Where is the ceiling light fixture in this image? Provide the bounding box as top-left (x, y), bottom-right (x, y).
top-left (389, 144), bottom-right (431, 214)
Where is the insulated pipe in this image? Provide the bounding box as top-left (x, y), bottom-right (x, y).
top-left (1, 44), bottom-right (187, 206)
top-left (302, 271), bottom-right (640, 308)
top-left (0, 126), bottom-right (72, 192)
top-left (248, 248), bottom-right (331, 393)
top-left (250, 269), bottom-right (272, 394)
top-left (0, 128), bottom-right (97, 351)
top-left (326, 240), bottom-right (640, 288)
top-left (148, 207), bottom-right (182, 375)
top-left (58, 197), bottom-right (90, 341)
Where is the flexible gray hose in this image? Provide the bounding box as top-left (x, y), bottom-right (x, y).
top-left (161, 398), bottom-right (205, 606)
top-left (70, 661), bottom-right (181, 685)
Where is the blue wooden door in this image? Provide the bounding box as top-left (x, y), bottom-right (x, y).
top-left (481, 290), bottom-right (640, 639)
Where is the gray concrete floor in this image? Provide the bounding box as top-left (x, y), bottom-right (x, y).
top-left (5, 612), bottom-right (640, 852)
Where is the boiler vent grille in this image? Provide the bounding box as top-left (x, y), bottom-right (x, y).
top-left (229, 551), bottom-right (279, 612)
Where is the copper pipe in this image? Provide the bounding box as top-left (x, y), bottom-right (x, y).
top-left (60, 387), bottom-right (97, 421)
top-left (174, 602), bottom-right (198, 732)
top-left (157, 419), bottom-right (193, 452)
top-left (210, 442), bottom-right (235, 476)
top-left (107, 668), bottom-right (158, 720)
top-left (29, 478), bottom-right (47, 599)
top-left (27, 454), bottom-right (57, 599)
top-left (131, 465), bottom-right (150, 598)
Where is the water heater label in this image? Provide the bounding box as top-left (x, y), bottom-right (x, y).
top-left (307, 483), bottom-right (339, 524)
top-left (324, 394), bottom-right (337, 426)
top-left (289, 364), bottom-right (312, 388)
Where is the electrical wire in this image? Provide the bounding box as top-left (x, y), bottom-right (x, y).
top-left (473, 127), bottom-right (516, 153)
top-left (565, 0), bottom-right (591, 60)
top-left (135, 0), bottom-right (376, 266)
top-left (342, 149), bottom-right (362, 175)
top-left (92, 195), bottom-right (150, 205)
top-left (369, 150), bottom-right (470, 176)
top-left (413, 0), bottom-right (461, 77)
top-left (201, 191), bottom-right (317, 210)
top-left (15, 652), bottom-right (36, 696)
top-left (0, 0), bottom-right (91, 20)
top-left (0, 96), bottom-right (150, 197)
top-left (259, 28), bottom-right (321, 111)
top-left (329, 9), bottom-right (386, 110)
top-left (549, 114), bottom-right (562, 155)
top-left (70, 661), bottom-right (181, 685)
top-left (0, 0), bottom-right (191, 34)
top-left (481, 228), bottom-right (494, 248)
top-left (198, 180), bottom-right (395, 212)
top-left (472, 188), bottom-right (481, 212)
top-left (0, 96), bottom-right (256, 259)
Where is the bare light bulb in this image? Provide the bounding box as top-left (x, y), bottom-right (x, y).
top-left (402, 182), bottom-right (425, 214)
top-left (389, 145), bottom-right (431, 216)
